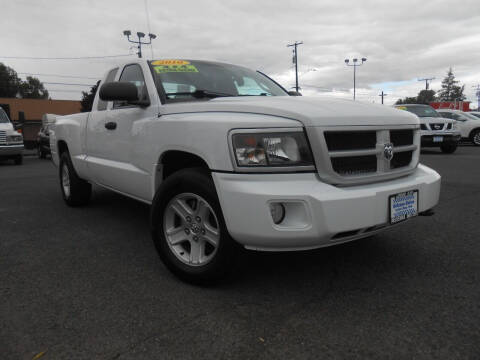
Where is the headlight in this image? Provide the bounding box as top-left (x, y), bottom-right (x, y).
top-left (231, 130), bottom-right (314, 170)
top-left (7, 135), bottom-right (23, 143)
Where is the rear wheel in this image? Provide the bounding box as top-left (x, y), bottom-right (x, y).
top-left (37, 145), bottom-right (46, 159)
top-left (59, 152), bottom-right (92, 206)
top-left (471, 129), bottom-right (480, 146)
top-left (440, 144), bottom-right (457, 154)
top-left (151, 168), bottom-right (237, 284)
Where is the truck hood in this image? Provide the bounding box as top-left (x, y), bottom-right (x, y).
top-left (161, 96), bottom-right (419, 127)
top-left (419, 116), bottom-right (452, 124)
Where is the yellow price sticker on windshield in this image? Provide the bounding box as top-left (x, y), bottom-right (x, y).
top-left (153, 64), bottom-right (198, 74)
top-left (152, 60), bottom-right (190, 66)
top-left (396, 106), bottom-right (407, 110)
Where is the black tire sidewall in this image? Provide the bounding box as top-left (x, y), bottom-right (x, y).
top-left (151, 168), bottom-right (236, 283)
top-left (440, 144), bottom-right (457, 153)
top-left (471, 130), bottom-right (480, 146)
top-left (59, 152), bottom-right (91, 206)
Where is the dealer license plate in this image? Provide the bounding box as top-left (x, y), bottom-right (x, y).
top-left (389, 190), bottom-right (418, 224)
top-left (433, 136), bottom-right (443, 142)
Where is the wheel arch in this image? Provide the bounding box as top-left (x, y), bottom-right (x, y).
top-left (154, 150), bottom-right (211, 193)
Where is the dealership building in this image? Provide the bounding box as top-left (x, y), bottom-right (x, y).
top-left (0, 98), bottom-right (81, 148)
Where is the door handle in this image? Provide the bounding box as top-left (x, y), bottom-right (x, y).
top-left (105, 122), bottom-right (117, 130)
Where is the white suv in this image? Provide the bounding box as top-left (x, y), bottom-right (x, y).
top-left (395, 104), bottom-right (460, 153)
top-left (0, 107), bottom-right (24, 164)
top-left (436, 109), bottom-right (480, 146)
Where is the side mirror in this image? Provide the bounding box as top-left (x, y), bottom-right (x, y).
top-left (99, 82), bottom-right (150, 107)
top-left (288, 91), bottom-right (302, 96)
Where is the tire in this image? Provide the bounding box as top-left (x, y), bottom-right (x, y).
top-left (14, 155), bottom-right (23, 165)
top-left (59, 152), bottom-right (92, 206)
top-left (150, 168), bottom-right (237, 284)
top-left (440, 144), bottom-right (457, 154)
top-left (38, 145), bottom-right (46, 159)
top-left (470, 129), bottom-right (480, 146)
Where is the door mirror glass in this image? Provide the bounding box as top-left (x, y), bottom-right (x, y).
top-left (99, 82), bottom-right (139, 102)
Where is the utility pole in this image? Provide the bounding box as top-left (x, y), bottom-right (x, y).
top-left (379, 90), bottom-right (388, 104)
top-left (418, 77), bottom-right (435, 90)
top-left (123, 30), bottom-right (157, 58)
top-left (344, 57), bottom-right (367, 100)
top-left (287, 41), bottom-right (303, 92)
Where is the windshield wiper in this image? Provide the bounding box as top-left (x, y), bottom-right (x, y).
top-left (166, 89), bottom-right (234, 99)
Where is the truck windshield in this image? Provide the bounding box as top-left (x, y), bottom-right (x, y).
top-left (396, 105), bottom-right (441, 118)
top-left (149, 60), bottom-right (288, 102)
top-left (0, 108), bottom-right (10, 123)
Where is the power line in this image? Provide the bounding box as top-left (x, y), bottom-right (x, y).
top-left (287, 41), bottom-right (303, 93)
top-left (0, 54), bottom-right (133, 60)
top-left (379, 90), bottom-right (388, 104)
top-left (18, 72), bottom-right (100, 80)
top-left (42, 81), bottom-right (95, 87)
top-left (418, 77), bottom-right (435, 90)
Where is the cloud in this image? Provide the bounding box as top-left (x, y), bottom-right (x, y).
top-left (1, 0), bottom-right (479, 106)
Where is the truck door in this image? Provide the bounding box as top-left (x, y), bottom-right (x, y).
top-left (86, 63), bottom-right (154, 200)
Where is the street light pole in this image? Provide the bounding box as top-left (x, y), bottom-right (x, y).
top-left (344, 57), bottom-right (367, 100)
top-left (287, 41), bottom-right (303, 93)
top-left (123, 30), bottom-right (157, 58)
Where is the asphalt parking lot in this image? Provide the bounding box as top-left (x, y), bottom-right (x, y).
top-left (1, 147), bottom-right (479, 360)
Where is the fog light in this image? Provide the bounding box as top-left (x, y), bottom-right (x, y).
top-left (269, 202), bottom-right (285, 224)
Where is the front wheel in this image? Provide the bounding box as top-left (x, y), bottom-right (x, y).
top-left (440, 144), bottom-right (457, 154)
top-left (59, 152), bottom-right (92, 206)
top-left (151, 168), bottom-right (237, 284)
top-left (471, 129), bottom-right (480, 146)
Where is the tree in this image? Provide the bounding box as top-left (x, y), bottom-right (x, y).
top-left (0, 63), bottom-right (21, 97)
top-left (0, 62), bottom-right (50, 99)
top-left (18, 76), bottom-right (49, 99)
top-left (395, 89), bottom-right (437, 105)
top-left (416, 89), bottom-right (436, 104)
top-left (437, 67), bottom-right (465, 101)
top-left (80, 80), bottom-right (100, 112)
top-left (395, 96), bottom-right (419, 105)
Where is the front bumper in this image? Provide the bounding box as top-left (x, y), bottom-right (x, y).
top-left (420, 132), bottom-right (461, 147)
top-left (212, 164), bottom-right (441, 251)
top-left (0, 144), bottom-right (24, 157)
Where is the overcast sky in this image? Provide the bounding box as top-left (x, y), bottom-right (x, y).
top-left (1, 0), bottom-right (479, 107)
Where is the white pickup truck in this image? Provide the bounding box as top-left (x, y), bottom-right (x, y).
top-left (50, 59), bottom-right (441, 283)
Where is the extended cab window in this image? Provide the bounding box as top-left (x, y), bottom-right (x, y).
top-left (97, 68), bottom-right (118, 111)
top-left (149, 60), bottom-right (288, 103)
top-left (114, 64), bottom-right (149, 108)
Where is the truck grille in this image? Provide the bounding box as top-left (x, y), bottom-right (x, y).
top-left (429, 123), bottom-right (445, 131)
top-left (0, 130), bottom-right (6, 144)
top-left (322, 128), bottom-right (418, 184)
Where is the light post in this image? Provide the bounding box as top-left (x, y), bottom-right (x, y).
top-left (123, 30), bottom-right (157, 58)
top-left (344, 57), bottom-right (366, 100)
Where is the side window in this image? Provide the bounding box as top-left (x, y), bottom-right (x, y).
top-left (440, 112), bottom-right (452, 119)
top-left (97, 68), bottom-right (119, 111)
top-left (452, 113), bottom-right (464, 121)
top-left (114, 64), bottom-right (148, 108)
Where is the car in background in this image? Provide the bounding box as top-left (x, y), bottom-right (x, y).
top-left (0, 107), bottom-right (24, 165)
top-left (37, 124), bottom-right (51, 158)
top-left (394, 104), bottom-right (460, 153)
top-left (436, 109), bottom-right (480, 146)
top-left (468, 111), bottom-right (480, 119)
